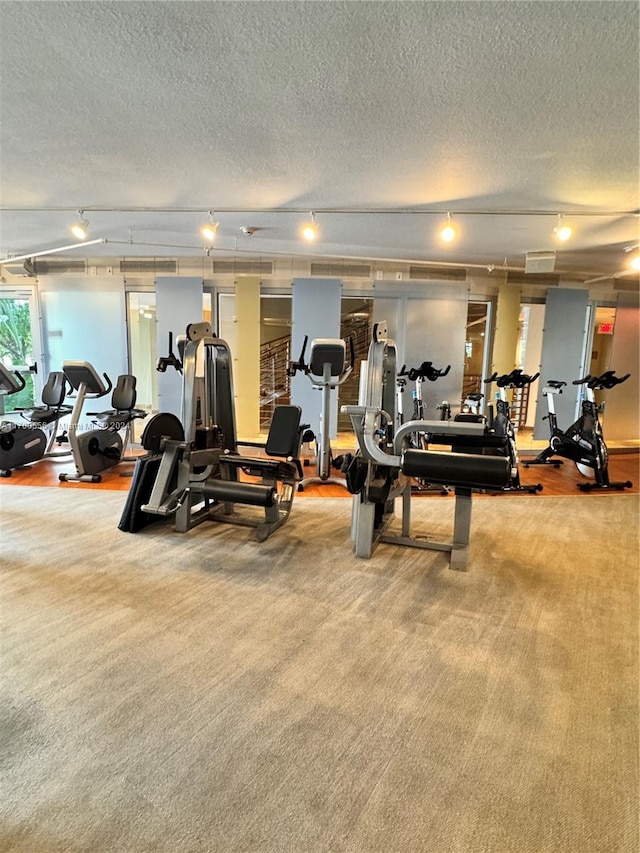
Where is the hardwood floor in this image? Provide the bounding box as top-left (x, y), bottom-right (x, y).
top-left (1, 448), bottom-right (637, 498)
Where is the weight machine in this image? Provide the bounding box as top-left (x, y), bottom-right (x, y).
top-left (341, 323), bottom-right (511, 570)
top-left (120, 322), bottom-right (306, 541)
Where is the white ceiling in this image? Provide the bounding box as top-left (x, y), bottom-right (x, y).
top-left (0, 1), bottom-right (638, 279)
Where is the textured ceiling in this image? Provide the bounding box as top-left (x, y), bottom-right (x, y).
top-left (0, 1), bottom-right (638, 278)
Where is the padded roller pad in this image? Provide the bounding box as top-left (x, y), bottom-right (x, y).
top-left (202, 480), bottom-right (277, 507)
top-left (402, 449), bottom-right (511, 490)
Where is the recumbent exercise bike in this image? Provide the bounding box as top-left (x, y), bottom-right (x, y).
top-left (59, 361), bottom-right (147, 483)
top-left (1, 364), bottom-right (72, 476)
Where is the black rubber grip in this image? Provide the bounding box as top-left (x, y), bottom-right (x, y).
top-left (402, 449), bottom-right (511, 489)
top-left (202, 480), bottom-right (277, 507)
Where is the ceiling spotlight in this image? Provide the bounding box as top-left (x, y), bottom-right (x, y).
top-left (70, 210), bottom-right (89, 240)
top-left (200, 211), bottom-right (219, 243)
top-left (439, 212), bottom-right (457, 244)
top-left (553, 214), bottom-right (573, 242)
top-left (301, 211), bottom-right (318, 242)
top-left (630, 253), bottom-right (640, 272)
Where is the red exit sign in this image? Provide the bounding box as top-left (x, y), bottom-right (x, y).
top-left (598, 323), bottom-right (614, 335)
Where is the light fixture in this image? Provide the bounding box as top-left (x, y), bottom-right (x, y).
top-left (70, 210), bottom-right (90, 240)
top-left (301, 211), bottom-right (318, 242)
top-left (624, 243), bottom-right (640, 271)
top-left (200, 211), bottom-right (219, 243)
top-left (439, 212), bottom-right (457, 244)
top-left (553, 214), bottom-right (573, 242)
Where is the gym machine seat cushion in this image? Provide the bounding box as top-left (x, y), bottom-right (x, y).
top-left (264, 405), bottom-right (303, 458)
top-left (92, 375), bottom-right (147, 427)
top-left (19, 372), bottom-right (72, 424)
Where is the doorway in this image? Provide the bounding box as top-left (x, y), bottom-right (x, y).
top-left (0, 288), bottom-right (43, 414)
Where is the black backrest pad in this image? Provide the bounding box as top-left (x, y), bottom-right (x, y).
top-left (41, 372), bottom-right (67, 407)
top-left (402, 449), bottom-right (511, 490)
top-left (309, 341), bottom-right (346, 377)
top-left (265, 405), bottom-right (302, 458)
top-left (112, 375), bottom-right (137, 411)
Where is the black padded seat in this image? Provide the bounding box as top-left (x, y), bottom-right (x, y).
top-left (223, 405), bottom-right (304, 479)
top-left (91, 375), bottom-right (147, 428)
top-left (454, 413), bottom-right (485, 423)
top-left (20, 372), bottom-right (72, 425)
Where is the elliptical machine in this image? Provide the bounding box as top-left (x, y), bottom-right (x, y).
top-left (59, 362), bottom-right (146, 483)
top-left (524, 369), bottom-right (633, 492)
top-left (0, 364), bottom-right (72, 477)
top-left (483, 369), bottom-right (543, 494)
top-left (287, 335), bottom-right (354, 491)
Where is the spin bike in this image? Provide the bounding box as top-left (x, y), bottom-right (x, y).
top-left (523, 369), bottom-right (632, 492)
top-left (287, 335), bottom-right (354, 490)
top-left (483, 369), bottom-right (543, 494)
top-left (396, 361), bottom-right (451, 447)
top-left (396, 361), bottom-right (451, 494)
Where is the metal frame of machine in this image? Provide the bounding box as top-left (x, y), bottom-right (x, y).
top-left (341, 322), bottom-right (511, 570)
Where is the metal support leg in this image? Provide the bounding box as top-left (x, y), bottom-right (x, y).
top-left (450, 487), bottom-right (472, 571)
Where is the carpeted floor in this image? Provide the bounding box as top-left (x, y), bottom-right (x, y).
top-left (1, 487), bottom-right (638, 852)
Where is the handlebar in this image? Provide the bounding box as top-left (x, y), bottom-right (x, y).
top-left (573, 370), bottom-right (631, 390)
top-left (286, 335), bottom-right (309, 377)
top-left (157, 331), bottom-right (183, 374)
top-left (485, 369), bottom-right (540, 388)
top-left (398, 361), bottom-right (451, 382)
top-left (10, 369), bottom-right (27, 393)
top-left (347, 336), bottom-right (356, 372)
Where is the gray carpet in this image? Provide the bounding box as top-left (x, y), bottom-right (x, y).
top-left (0, 486), bottom-right (638, 853)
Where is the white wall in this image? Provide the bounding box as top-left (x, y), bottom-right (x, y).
top-left (39, 276), bottom-right (127, 386)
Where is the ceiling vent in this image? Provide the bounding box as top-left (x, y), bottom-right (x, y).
top-left (409, 265), bottom-right (467, 282)
top-left (310, 262), bottom-right (371, 278)
top-left (33, 259), bottom-right (87, 275)
top-left (1, 260), bottom-right (35, 277)
top-left (524, 251), bottom-right (556, 274)
top-left (120, 259), bottom-right (178, 274)
top-left (614, 276), bottom-right (640, 291)
top-left (508, 271), bottom-right (560, 287)
top-left (212, 260), bottom-right (273, 276)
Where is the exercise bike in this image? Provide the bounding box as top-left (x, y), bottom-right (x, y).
top-left (59, 361), bottom-right (146, 483)
top-left (523, 369), bottom-right (633, 492)
top-left (287, 335), bottom-right (354, 491)
top-left (483, 369), bottom-right (543, 494)
top-left (397, 360), bottom-right (451, 494)
top-left (397, 361), bottom-right (451, 447)
top-left (0, 364), bottom-right (72, 477)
